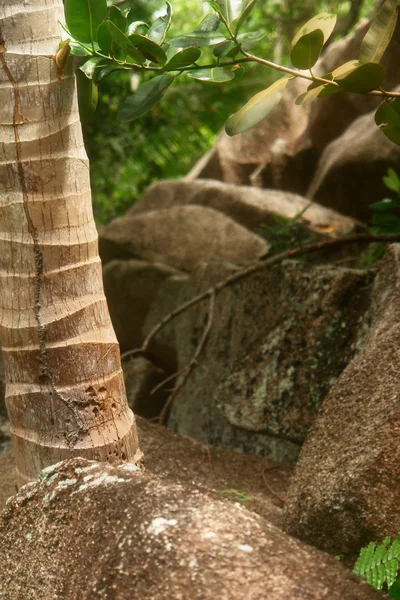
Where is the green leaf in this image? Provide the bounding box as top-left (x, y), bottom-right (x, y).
top-left (169, 13), bottom-right (225, 48)
top-left (237, 30), bottom-right (266, 50)
top-left (315, 60), bottom-right (360, 97)
top-left (207, 1), bottom-right (222, 12)
top-left (79, 56), bottom-right (105, 79)
top-left (187, 66), bottom-right (236, 82)
top-left (76, 69), bottom-right (98, 123)
top-left (69, 41), bottom-right (92, 57)
top-left (295, 82), bottom-right (327, 105)
top-left (375, 99), bottom-right (400, 145)
top-left (291, 29), bottom-right (324, 69)
top-left (105, 20), bottom-right (146, 64)
top-left (225, 76), bottom-right (288, 136)
top-left (296, 60), bottom-right (359, 104)
top-left (163, 47), bottom-right (202, 70)
top-left (332, 59), bottom-right (360, 79)
top-left (383, 168), bottom-right (400, 193)
top-left (169, 32), bottom-right (226, 48)
top-left (94, 64), bottom-right (131, 82)
top-left (107, 5), bottom-right (127, 33)
top-left (359, 0), bottom-right (398, 64)
top-left (128, 33), bottom-right (167, 64)
top-left (127, 21), bottom-right (149, 36)
top-left (232, 0), bottom-right (258, 35)
top-left (336, 61), bottom-right (385, 93)
top-left (369, 198), bottom-right (400, 212)
top-left (64, 0), bottom-right (107, 44)
top-left (389, 580), bottom-right (400, 599)
top-left (147, 2), bottom-right (172, 45)
top-left (97, 23), bottom-right (113, 54)
top-left (119, 73), bottom-right (176, 121)
top-left (212, 0), bottom-right (237, 22)
top-left (213, 39), bottom-right (237, 57)
top-left (194, 13), bottom-right (221, 32)
top-left (291, 13), bottom-right (337, 69)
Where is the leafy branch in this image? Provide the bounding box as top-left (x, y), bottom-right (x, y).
top-left (61, 0), bottom-right (400, 143)
top-left (354, 534), bottom-right (400, 598)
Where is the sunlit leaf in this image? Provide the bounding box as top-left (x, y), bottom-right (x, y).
top-left (119, 73), bottom-right (176, 121)
top-left (147, 2), bottom-right (172, 45)
top-left (375, 99), bottom-right (400, 145)
top-left (232, 0), bottom-right (258, 35)
top-left (225, 76), bottom-right (288, 136)
top-left (336, 61), bottom-right (385, 93)
top-left (163, 47), bottom-right (201, 70)
top-left (291, 12), bottom-right (337, 48)
top-left (128, 34), bottom-right (167, 64)
top-left (76, 69), bottom-right (98, 122)
top-left (187, 66), bottom-right (236, 82)
top-left (291, 13), bottom-right (337, 69)
top-left (360, 0), bottom-right (398, 64)
top-left (383, 167), bottom-right (400, 193)
top-left (105, 20), bottom-right (146, 64)
top-left (332, 60), bottom-right (360, 79)
top-left (64, 0), bottom-right (107, 44)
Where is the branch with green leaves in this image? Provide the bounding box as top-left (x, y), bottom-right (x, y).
top-left (60, 0), bottom-right (400, 144)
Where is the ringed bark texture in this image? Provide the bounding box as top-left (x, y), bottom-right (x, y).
top-left (0, 0), bottom-right (142, 485)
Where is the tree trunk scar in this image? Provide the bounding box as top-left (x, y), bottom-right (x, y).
top-left (0, 38), bottom-right (86, 449)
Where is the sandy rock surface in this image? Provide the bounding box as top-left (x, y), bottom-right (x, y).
top-left (0, 457), bottom-right (383, 600)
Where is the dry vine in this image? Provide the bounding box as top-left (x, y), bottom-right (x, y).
top-left (121, 232), bottom-right (400, 423)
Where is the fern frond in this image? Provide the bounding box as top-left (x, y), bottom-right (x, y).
top-left (354, 534), bottom-right (400, 590)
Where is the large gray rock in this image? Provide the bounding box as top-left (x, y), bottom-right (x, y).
top-left (144, 258), bottom-right (375, 462)
top-left (129, 179), bottom-right (358, 236)
top-left (307, 110), bottom-right (400, 221)
top-left (99, 205), bottom-right (269, 272)
top-left (0, 458), bottom-right (383, 600)
top-left (103, 259), bottom-right (185, 352)
top-left (283, 244), bottom-right (400, 559)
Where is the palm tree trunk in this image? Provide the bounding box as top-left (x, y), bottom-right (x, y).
top-left (0, 0), bottom-right (142, 486)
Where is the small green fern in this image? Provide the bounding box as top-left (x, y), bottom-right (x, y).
top-left (354, 534), bottom-right (400, 598)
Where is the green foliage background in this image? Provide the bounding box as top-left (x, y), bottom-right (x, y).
top-left (84, 0), bottom-right (376, 224)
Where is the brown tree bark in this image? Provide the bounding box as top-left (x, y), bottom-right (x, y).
top-left (0, 0), bottom-right (142, 486)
